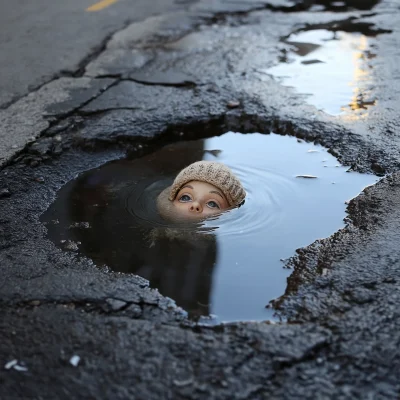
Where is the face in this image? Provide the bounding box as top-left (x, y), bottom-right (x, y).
top-left (173, 180), bottom-right (230, 219)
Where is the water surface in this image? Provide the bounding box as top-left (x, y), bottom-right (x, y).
top-left (42, 132), bottom-right (376, 322)
top-left (264, 29), bottom-right (376, 116)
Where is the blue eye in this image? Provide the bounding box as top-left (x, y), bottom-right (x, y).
top-left (179, 194), bottom-right (191, 202)
top-left (207, 201), bottom-right (220, 209)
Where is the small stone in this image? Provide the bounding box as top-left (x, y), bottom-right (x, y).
top-left (227, 101), bottom-right (240, 109)
top-left (371, 162), bottom-right (385, 174)
top-left (54, 135), bottom-right (62, 142)
top-left (29, 300), bottom-right (41, 306)
top-left (11, 145), bottom-right (18, 149)
top-left (69, 355), bottom-right (80, 367)
top-left (125, 304), bottom-right (142, 318)
top-left (0, 188), bottom-right (11, 198)
top-left (64, 240), bottom-right (79, 251)
top-left (106, 298), bottom-right (127, 311)
top-left (34, 177), bottom-right (45, 183)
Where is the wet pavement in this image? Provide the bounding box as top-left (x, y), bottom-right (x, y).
top-left (2, 0), bottom-right (400, 398)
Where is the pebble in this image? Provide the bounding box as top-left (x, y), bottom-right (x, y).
top-left (106, 298), bottom-right (127, 311)
top-left (0, 188), bottom-right (11, 198)
top-left (64, 241), bottom-right (79, 251)
top-left (227, 100), bottom-right (240, 109)
top-left (69, 355), bottom-right (80, 367)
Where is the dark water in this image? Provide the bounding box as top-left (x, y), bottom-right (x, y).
top-left (42, 132), bottom-right (376, 322)
top-left (264, 29), bottom-right (376, 116)
top-left (311, 0), bottom-right (381, 11)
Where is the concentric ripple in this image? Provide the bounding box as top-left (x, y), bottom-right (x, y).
top-left (42, 132), bottom-right (377, 322)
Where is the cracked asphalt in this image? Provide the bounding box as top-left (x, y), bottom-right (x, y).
top-left (2, 0), bottom-right (400, 398)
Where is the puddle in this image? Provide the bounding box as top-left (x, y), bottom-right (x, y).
top-left (42, 132), bottom-right (376, 323)
top-left (263, 29), bottom-right (377, 116)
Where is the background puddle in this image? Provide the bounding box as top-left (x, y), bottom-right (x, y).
top-left (264, 29), bottom-right (376, 116)
top-left (42, 132), bottom-right (376, 323)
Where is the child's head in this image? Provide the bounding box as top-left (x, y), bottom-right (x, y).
top-left (157, 161), bottom-right (246, 221)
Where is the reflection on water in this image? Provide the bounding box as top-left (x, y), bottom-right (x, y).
top-left (42, 132), bottom-right (376, 322)
top-left (264, 29), bottom-right (376, 117)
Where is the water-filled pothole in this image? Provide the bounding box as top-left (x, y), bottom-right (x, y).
top-left (42, 132), bottom-right (376, 322)
top-left (264, 28), bottom-right (378, 116)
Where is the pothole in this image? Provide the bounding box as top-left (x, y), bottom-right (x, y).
top-left (263, 25), bottom-right (384, 116)
top-left (41, 132), bottom-right (376, 323)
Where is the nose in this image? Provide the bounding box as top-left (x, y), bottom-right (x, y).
top-left (189, 201), bottom-right (202, 213)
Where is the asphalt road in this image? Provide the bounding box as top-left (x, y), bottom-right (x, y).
top-left (0, 0), bottom-right (180, 108)
top-left (2, 0), bottom-right (400, 398)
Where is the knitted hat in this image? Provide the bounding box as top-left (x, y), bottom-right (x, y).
top-left (168, 161), bottom-right (246, 207)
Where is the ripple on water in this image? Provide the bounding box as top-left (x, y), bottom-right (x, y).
top-left (42, 132), bottom-right (377, 323)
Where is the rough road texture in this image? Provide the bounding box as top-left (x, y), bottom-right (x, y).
top-left (2, 0), bottom-right (400, 398)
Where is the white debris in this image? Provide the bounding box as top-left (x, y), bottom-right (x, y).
top-left (69, 355), bottom-right (81, 367)
top-left (173, 378), bottom-right (193, 387)
top-left (4, 359), bottom-right (28, 371)
top-left (4, 360), bottom-right (18, 370)
top-left (13, 364), bottom-right (28, 372)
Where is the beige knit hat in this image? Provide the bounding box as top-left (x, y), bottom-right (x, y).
top-left (168, 161), bottom-right (246, 207)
